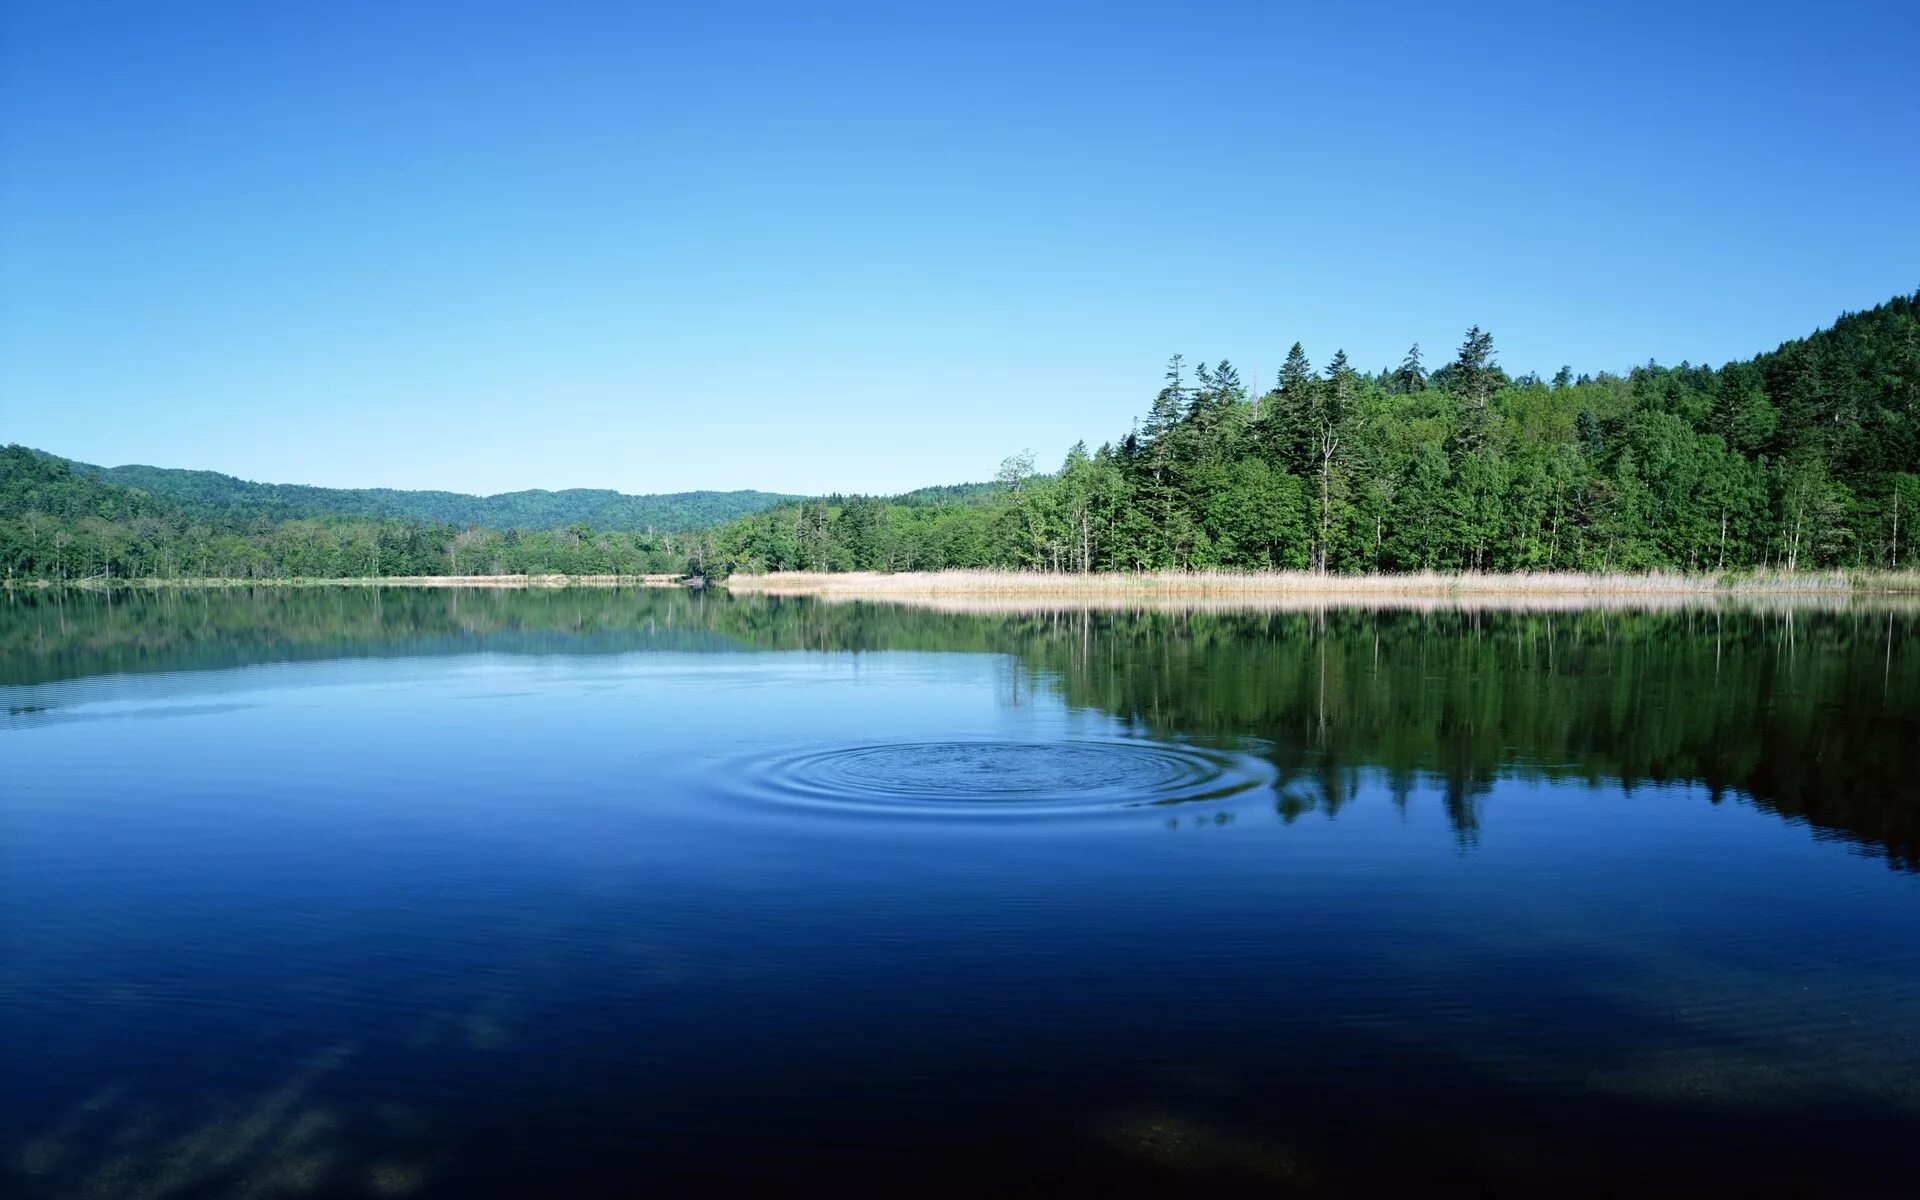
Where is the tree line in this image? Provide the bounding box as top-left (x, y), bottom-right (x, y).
top-left (78, 459), bottom-right (796, 531)
top-left (0, 446), bottom-right (712, 581)
top-left (6, 291), bottom-right (1917, 581)
top-left (712, 292), bottom-right (1920, 575)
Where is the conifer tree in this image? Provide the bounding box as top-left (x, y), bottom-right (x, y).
top-left (1450, 326), bottom-right (1499, 456)
top-left (1394, 343), bottom-right (1427, 393)
top-left (1262, 342), bottom-right (1319, 476)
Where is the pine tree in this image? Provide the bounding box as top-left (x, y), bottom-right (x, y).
top-left (1143, 355), bottom-right (1186, 468)
top-left (1263, 342), bottom-right (1318, 475)
top-left (1576, 409), bottom-right (1606, 463)
top-left (1710, 362), bottom-right (1778, 455)
top-left (1394, 343), bottom-right (1427, 393)
top-left (1450, 326), bottom-right (1499, 455)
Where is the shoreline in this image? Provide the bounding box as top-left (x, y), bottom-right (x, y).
top-left (721, 568), bottom-right (1920, 599)
top-left (2, 573), bottom-right (693, 590)
top-left (8, 568), bottom-right (1920, 606)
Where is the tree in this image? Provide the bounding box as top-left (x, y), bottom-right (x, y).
top-left (832, 497), bottom-right (883, 571)
top-left (1449, 325), bottom-right (1499, 456)
top-left (1387, 445), bottom-right (1453, 570)
top-left (1200, 459), bottom-right (1308, 568)
top-left (996, 450), bottom-right (1037, 495)
top-left (1262, 342), bottom-right (1318, 475)
top-left (1711, 363), bottom-right (1779, 455)
top-left (1310, 350), bottom-right (1361, 572)
top-left (795, 500), bottom-right (832, 571)
top-left (13, 292), bottom-right (1920, 585)
top-left (1394, 344), bottom-right (1427, 394)
top-left (1576, 409), bottom-right (1606, 463)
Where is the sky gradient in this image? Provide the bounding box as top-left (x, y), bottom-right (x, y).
top-left (3, 0), bottom-right (1917, 496)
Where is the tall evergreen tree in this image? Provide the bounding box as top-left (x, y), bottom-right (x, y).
top-left (1394, 343), bottom-right (1427, 393)
top-left (1263, 342), bottom-right (1319, 475)
top-left (1449, 326), bottom-right (1499, 455)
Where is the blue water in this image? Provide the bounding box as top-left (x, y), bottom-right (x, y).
top-left (3, 589), bottom-right (1918, 1196)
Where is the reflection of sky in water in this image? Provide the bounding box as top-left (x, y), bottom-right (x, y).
top-left (3, 606), bottom-right (1919, 1196)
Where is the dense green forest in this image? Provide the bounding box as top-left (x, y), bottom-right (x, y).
top-left (711, 293), bottom-right (1920, 575)
top-left (7, 586), bottom-right (1914, 869)
top-left (5, 292), bottom-right (1917, 581)
top-left (76, 459), bottom-right (796, 531)
top-left (0, 446), bottom-right (962, 581)
top-left (0, 446), bottom-right (718, 580)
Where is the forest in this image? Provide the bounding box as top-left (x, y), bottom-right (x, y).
top-left (0, 445), bottom-right (709, 581)
top-left (712, 292), bottom-right (1920, 575)
top-left (75, 459), bottom-right (796, 531)
top-left (3, 291), bottom-right (1917, 582)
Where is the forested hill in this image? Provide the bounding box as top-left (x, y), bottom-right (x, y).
top-left (0, 443), bottom-right (984, 581)
top-left (6, 290), bottom-right (1919, 582)
top-left (712, 292), bottom-right (1920, 575)
top-left (0, 446), bottom-right (739, 580)
top-left (72, 459), bottom-right (798, 532)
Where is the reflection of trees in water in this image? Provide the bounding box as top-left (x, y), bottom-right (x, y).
top-left (1012, 604), bottom-right (1915, 866)
top-left (5, 588), bottom-right (1916, 867)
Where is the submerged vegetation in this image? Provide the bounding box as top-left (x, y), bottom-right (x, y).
top-left (5, 292), bottom-right (1917, 584)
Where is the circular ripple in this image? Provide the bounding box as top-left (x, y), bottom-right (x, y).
top-left (740, 739), bottom-right (1265, 816)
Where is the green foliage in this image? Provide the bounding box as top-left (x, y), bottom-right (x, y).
top-left (0, 445), bottom-right (708, 580)
top-left (7, 292), bottom-right (1919, 581)
top-left (75, 460), bottom-right (796, 531)
top-left (702, 291), bottom-right (1920, 576)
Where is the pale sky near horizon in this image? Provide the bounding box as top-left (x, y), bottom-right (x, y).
top-left (3, 0), bottom-right (1917, 497)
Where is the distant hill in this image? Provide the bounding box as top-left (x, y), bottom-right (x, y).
top-left (889, 480), bottom-right (1006, 506)
top-left (1, 445), bottom-right (183, 524)
top-left (68, 459), bottom-right (800, 532)
top-left (0, 443), bottom-right (1004, 580)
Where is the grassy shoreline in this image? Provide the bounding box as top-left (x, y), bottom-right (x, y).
top-left (9, 568), bottom-right (1920, 603)
top-left (724, 568), bottom-right (1920, 599)
top-left (1, 573), bottom-right (691, 590)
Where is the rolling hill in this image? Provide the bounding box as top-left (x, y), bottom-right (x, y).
top-left (69, 459), bottom-right (800, 532)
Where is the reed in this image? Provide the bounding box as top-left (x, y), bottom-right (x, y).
top-left (723, 568), bottom-right (1920, 599)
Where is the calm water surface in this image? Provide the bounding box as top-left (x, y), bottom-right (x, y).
top-left (4, 588), bottom-right (1919, 1196)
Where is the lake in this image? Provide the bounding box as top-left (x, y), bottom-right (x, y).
top-left (4, 587), bottom-right (1918, 1197)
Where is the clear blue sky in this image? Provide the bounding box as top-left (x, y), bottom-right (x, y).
top-left (3, 1), bottom-right (1916, 497)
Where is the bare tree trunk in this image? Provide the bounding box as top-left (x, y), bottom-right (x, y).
top-left (1789, 495), bottom-right (1805, 572)
top-left (1893, 484), bottom-right (1901, 569)
top-left (1319, 444), bottom-right (1333, 575)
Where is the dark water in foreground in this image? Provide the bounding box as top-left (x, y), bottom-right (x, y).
top-left (4, 587), bottom-right (1919, 1197)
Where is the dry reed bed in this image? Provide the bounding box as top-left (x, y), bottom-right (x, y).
top-left (724, 569), bottom-right (1920, 602)
top-left (771, 592), bottom-right (1920, 615)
